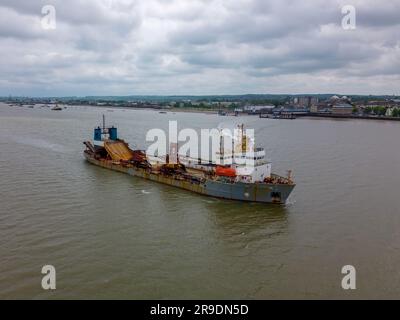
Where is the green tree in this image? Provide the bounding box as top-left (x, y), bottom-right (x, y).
top-left (373, 106), bottom-right (386, 116)
top-left (379, 106), bottom-right (387, 115)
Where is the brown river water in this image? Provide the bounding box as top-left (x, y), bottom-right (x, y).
top-left (0, 102), bottom-right (399, 299)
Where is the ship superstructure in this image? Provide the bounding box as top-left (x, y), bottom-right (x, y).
top-left (177, 124), bottom-right (274, 184)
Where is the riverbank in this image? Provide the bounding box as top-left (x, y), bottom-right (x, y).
top-left (4, 102), bottom-right (400, 121)
top-left (302, 113), bottom-right (400, 121)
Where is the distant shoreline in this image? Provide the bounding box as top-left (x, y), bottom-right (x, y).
top-left (2, 102), bottom-right (400, 121)
top-left (300, 113), bottom-right (400, 121)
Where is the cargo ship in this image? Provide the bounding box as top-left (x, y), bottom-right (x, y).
top-left (83, 117), bottom-right (295, 204)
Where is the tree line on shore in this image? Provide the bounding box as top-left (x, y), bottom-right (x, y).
top-left (362, 106), bottom-right (400, 117)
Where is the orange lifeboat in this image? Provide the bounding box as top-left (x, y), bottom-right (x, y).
top-left (215, 166), bottom-right (236, 177)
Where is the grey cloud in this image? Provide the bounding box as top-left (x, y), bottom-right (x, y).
top-left (0, 0), bottom-right (399, 96)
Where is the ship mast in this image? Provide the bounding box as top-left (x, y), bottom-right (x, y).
top-left (241, 124), bottom-right (247, 153)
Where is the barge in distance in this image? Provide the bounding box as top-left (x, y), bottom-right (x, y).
top-left (83, 117), bottom-right (295, 204)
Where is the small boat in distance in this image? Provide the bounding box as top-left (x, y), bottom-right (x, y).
top-left (260, 112), bottom-right (296, 120)
top-left (51, 104), bottom-right (63, 111)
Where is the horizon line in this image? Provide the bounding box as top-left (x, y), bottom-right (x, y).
top-left (2, 93), bottom-right (400, 99)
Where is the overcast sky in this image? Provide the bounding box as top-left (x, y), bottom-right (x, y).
top-left (0, 0), bottom-right (399, 96)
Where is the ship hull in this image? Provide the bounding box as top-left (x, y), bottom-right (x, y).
top-left (84, 153), bottom-right (295, 204)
